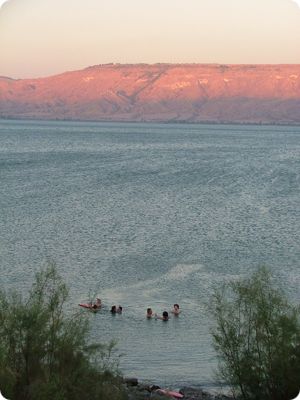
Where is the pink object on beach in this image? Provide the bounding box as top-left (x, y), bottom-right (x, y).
top-left (156, 389), bottom-right (184, 398)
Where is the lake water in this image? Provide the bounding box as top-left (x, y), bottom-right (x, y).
top-left (0, 119), bottom-right (299, 387)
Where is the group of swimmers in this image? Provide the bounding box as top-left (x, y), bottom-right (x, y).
top-left (110, 305), bottom-right (123, 314)
top-left (146, 303), bottom-right (181, 321)
top-left (86, 299), bottom-right (181, 321)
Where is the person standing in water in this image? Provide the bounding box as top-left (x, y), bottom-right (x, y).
top-left (171, 303), bottom-right (181, 315)
top-left (146, 308), bottom-right (154, 318)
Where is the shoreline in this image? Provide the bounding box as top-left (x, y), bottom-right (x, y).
top-left (1, 115), bottom-right (300, 128)
top-left (123, 377), bottom-right (233, 400)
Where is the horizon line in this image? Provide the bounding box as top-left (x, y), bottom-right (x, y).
top-left (2, 62), bottom-right (300, 81)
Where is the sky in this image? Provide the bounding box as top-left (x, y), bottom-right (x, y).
top-left (0, 0), bottom-right (300, 79)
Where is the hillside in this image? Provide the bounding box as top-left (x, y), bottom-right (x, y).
top-left (1, 63), bottom-right (300, 124)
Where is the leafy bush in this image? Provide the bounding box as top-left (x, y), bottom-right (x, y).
top-left (211, 267), bottom-right (300, 400)
top-left (0, 264), bottom-right (126, 400)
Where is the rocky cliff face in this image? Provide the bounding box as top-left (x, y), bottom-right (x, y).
top-left (1, 64), bottom-right (300, 124)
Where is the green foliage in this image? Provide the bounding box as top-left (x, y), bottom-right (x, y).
top-left (211, 267), bottom-right (300, 400)
top-left (0, 264), bottom-right (126, 400)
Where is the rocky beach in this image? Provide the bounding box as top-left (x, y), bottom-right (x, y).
top-left (123, 377), bottom-right (233, 400)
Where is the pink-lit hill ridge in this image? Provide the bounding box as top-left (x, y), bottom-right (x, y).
top-left (1, 63), bottom-right (300, 124)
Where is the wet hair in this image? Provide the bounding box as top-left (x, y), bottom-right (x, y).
top-left (147, 308), bottom-right (152, 314)
top-left (174, 304), bottom-right (179, 309)
top-left (118, 306), bottom-right (123, 312)
top-left (92, 304), bottom-right (98, 309)
top-left (162, 311), bottom-right (169, 319)
top-left (111, 305), bottom-right (117, 313)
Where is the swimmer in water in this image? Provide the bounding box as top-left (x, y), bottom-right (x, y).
top-left (146, 308), bottom-right (154, 318)
top-left (95, 298), bottom-right (102, 308)
top-left (171, 303), bottom-right (180, 315)
top-left (155, 311), bottom-right (169, 321)
top-left (111, 305), bottom-right (117, 314)
top-left (111, 305), bottom-right (122, 314)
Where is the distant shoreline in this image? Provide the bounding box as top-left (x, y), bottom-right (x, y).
top-left (1, 116), bottom-right (300, 128)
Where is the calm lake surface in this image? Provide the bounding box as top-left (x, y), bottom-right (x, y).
top-left (0, 119), bottom-right (299, 387)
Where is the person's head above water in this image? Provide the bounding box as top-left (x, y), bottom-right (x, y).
top-left (111, 305), bottom-right (117, 313)
top-left (95, 298), bottom-right (102, 307)
top-left (162, 311), bottom-right (169, 320)
top-left (172, 304), bottom-right (180, 314)
top-left (146, 308), bottom-right (153, 317)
